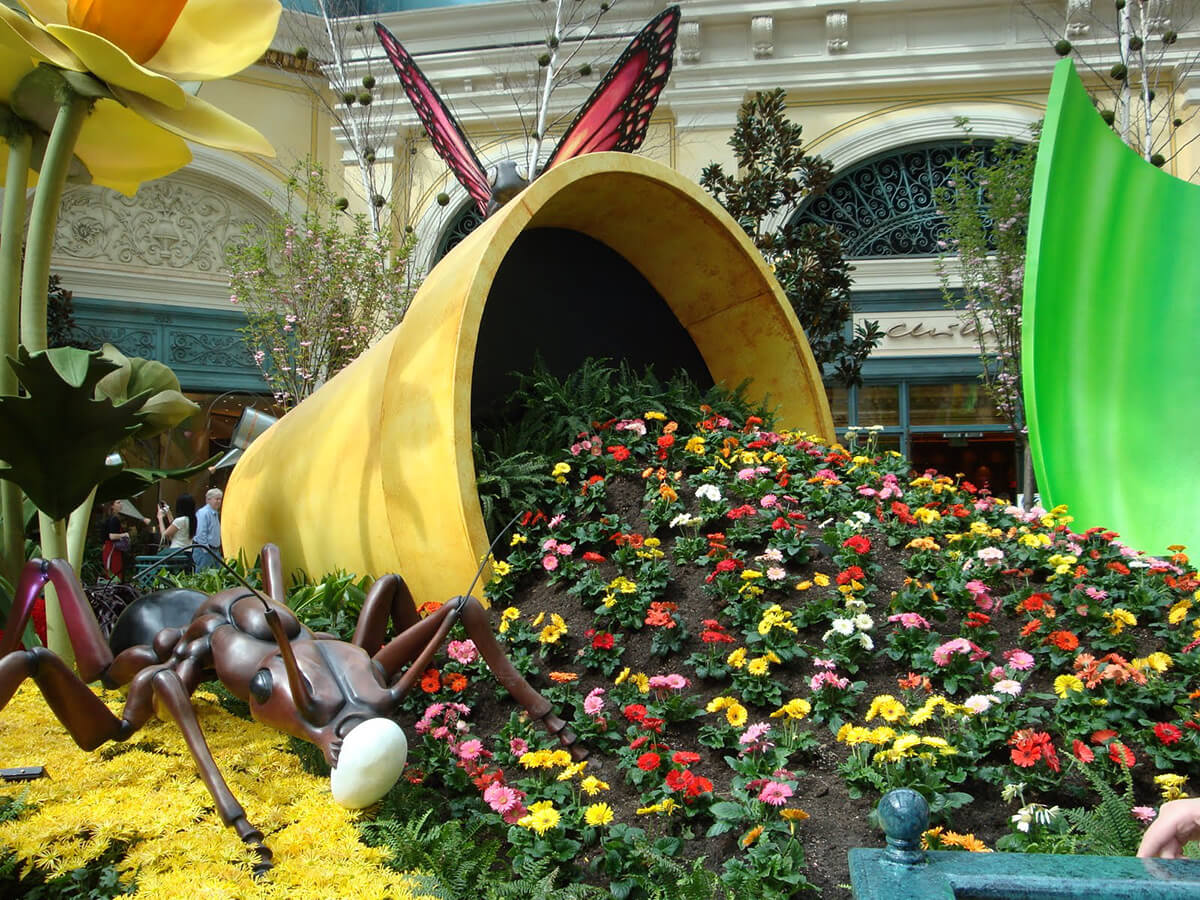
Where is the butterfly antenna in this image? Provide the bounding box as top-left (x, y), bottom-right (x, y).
top-left (462, 511), bottom-right (525, 599)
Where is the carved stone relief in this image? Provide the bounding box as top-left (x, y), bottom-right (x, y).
top-left (51, 175), bottom-right (269, 274)
top-left (71, 324), bottom-right (155, 359)
top-left (679, 21), bottom-right (701, 63)
top-left (751, 16), bottom-right (774, 59)
top-left (826, 10), bottom-right (849, 53)
top-left (169, 331), bottom-right (255, 369)
top-left (1066, 0), bottom-right (1091, 37)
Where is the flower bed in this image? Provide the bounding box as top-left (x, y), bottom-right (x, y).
top-left (3, 400), bottom-right (1199, 897)
top-left (402, 409), bottom-right (1200, 895)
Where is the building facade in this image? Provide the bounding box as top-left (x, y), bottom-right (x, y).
top-left (43, 0), bottom-right (1200, 498)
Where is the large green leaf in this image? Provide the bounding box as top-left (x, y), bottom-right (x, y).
top-left (0, 347), bottom-right (146, 520)
top-left (96, 343), bottom-right (199, 439)
top-left (95, 454), bottom-right (221, 503)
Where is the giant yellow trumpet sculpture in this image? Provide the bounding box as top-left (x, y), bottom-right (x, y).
top-left (224, 153), bottom-right (833, 605)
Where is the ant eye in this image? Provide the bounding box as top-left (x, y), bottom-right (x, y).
top-left (249, 669), bottom-right (272, 704)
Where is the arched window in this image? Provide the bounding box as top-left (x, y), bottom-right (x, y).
top-left (791, 140), bottom-right (999, 258)
top-left (434, 200), bottom-right (486, 261)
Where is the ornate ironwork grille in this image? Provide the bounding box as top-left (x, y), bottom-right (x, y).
top-left (792, 141), bottom-right (997, 258)
top-left (434, 201), bottom-right (486, 261)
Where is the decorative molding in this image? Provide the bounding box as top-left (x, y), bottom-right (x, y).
top-left (169, 331), bottom-right (256, 370)
top-left (72, 324), bottom-right (156, 359)
top-left (809, 109), bottom-right (1041, 171)
top-left (70, 297), bottom-right (265, 392)
top-left (751, 15), bottom-right (774, 60)
top-left (826, 10), bottom-right (849, 54)
top-left (1066, 0), bottom-right (1092, 38)
top-left (679, 21), bottom-right (701, 63)
top-left (1144, 0), bottom-right (1172, 36)
top-left (53, 175), bottom-right (269, 275)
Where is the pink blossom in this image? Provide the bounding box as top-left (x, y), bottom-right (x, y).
top-left (484, 782), bottom-right (524, 814)
top-left (767, 566), bottom-right (787, 582)
top-left (509, 737), bottom-right (529, 756)
top-left (993, 679), bottom-right (1022, 696)
top-left (737, 467), bottom-right (759, 481)
top-left (888, 612), bottom-right (931, 630)
top-left (548, 513), bottom-right (566, 528)
top-left (741, 722), bottom-right (771, 744)
top-left (1132, 806), bottom-right (1157, 824)
top-left (933, 638), bottom-right (988, 666)
top-left (432, 726), bottom-right (450, 740)
top-left (583, 687), bottom-right (606, 716)
top-left (760, 494), bottom-right (779, 508)
top-left (1003, 649), bottom-right (1035, 671)
top-left (455, 739), bottom-right (484, 761)
top-left (1085, 586), bottom-right (1109, 601)
top-left (542, 554), bottom-right (559, 572)
top-left (542, 538), bottom-right (559, 552)
top-left (447, 640), bottom-right (478, 665)
top-left (810, 670), bottom-right (850, 691)
top-left (758, 781), bottom-right (794, 807)
top-left (557, 543), bottom-right (574, 556)
top-left (648, 673), bottom-right (689, 691)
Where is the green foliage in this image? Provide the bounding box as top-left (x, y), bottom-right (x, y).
top-left (474, 446), bottom-right (547, 538)
top-left (226, 160), bottom-right (415, 410)
top-left (473, 357), bottom-right (767, 534)
top-left (286, 570), bottom-right (373, 640)
top-left (700, 88), bottom-right (880, 386)
top-left (483, 855), bottom-right (603, 900)
top-left (361, 802), bottom-right (508, 900)
top-left (0, 846), bottom-right (134, 900)
top-left (477, 356), bottom-right (764, 461)
top-left (1062, 758), bottom-right (1145, 856)
top-left (46, 275), bottom-right (79, 349)
top-left (934, 121), bottom-right (1040, 433)
top-left (162, 556), bottom-right (260, 595)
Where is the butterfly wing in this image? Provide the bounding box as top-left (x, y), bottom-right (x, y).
top-left (544, 5), bottom-right (681, 170)
top-left (376, 23), bottom-right (492, 215)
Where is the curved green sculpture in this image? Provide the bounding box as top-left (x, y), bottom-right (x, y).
top-left (1023, 59), bottom-right (1200, 555)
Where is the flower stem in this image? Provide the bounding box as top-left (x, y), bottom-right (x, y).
top-left (20, 90), bottom-right (88, 352)
top-left (0, 128), bottom-right (31, 596)
top-left (19, 87), bottom-right (88, 662)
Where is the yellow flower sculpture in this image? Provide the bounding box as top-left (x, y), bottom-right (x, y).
top-left (0, 0), bottom-right (278, 194)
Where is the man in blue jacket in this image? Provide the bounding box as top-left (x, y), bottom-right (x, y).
top-left (193, 488), bottom-right (223, 571)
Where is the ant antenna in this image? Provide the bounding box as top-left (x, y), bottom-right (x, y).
top-left (461, 511), bottom-right (524, 600)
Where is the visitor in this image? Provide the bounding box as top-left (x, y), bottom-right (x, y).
top-left (101, 500), bottom-right (133, 582)
top-left (1137, 798), bottom-right (1200, 858)
top-left (157, 494), bottom-right (197, 570)
top-left (193, 488), bottom-right (223, 571)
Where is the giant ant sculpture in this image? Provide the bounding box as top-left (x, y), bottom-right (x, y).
top-left (0, 545), bottom-right (582, 871)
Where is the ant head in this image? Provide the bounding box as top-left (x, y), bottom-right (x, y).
top-left (329, 717), bottom-right (408, 808)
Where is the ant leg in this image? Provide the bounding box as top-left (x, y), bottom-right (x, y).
top-left (1, 561), bottom-right (114, 683)
top-left (148, 669), bottom-right (272, 874)
top-left (259, 544), bottom-right (286, 606)
top-left (456, 597), bottom-right (586, 760)
top-left (0, 648), bottom-right (138, 750)
top-left (352, 575), bottom-right (419, 655)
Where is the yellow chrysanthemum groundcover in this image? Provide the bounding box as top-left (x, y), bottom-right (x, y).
top-left (0, 685), bottom-right (428, 899)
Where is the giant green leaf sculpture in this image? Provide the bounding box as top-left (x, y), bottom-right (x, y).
top-left (1023, 59), bottom-right (1200, 555)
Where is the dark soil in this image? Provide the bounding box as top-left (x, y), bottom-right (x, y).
top-left (443, 474), bottom-right (1003, 896)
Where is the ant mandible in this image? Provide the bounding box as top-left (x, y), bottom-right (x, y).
top-left (0, 544), bottom-right (582, 872)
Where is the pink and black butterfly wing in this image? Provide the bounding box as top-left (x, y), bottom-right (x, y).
top-left (376, 23), bottom-right (492, 215)
top-left (544, 5), bottom-right (680, 170)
